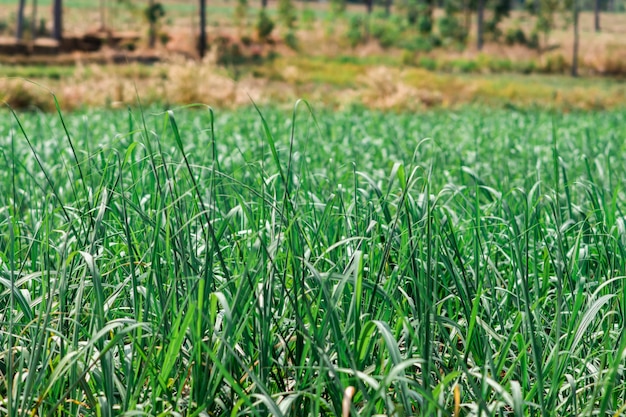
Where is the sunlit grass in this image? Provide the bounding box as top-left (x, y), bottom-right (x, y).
top-left (1, 103), bottom-right (626, 416)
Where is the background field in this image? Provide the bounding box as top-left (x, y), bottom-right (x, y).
top-left (1, 0), bottom-right (626, 111)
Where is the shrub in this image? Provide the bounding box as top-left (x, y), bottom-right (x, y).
top-left (516, 60), bottom-right (536, 74)
top-left (418, 14), bottom-right (433, 34)
top-left (449, 58), bottom-right (479, 73)
top-left (278, 0), bottom-right (297, 28)
top-left (346, 15), bottom-right (366, 48)
top-left (527, 31), bottom-right (540, 49)
top-left (38, 18), bottom-right (48, 37)
top-left (331, 0), bottom-right (347, 15)
top-left (438, 15), bottom-right (467, 43)
top-left (399, 36), bottom-right (434, 53)
top-left (241, 35), bottom-right (253, 46)
top-left (541, 54), bottom-right (567, 74)
top-left (418, 56), bottom-right (438, 71)
top-left (256, 10), bottom-right (274, 41)
top-left (216, 41), bottom-right (245, 66)
top-left (284, 31), bottom-right (298, 50)
top-left (504, 28), bottom-right (527, 45)
top-left (401, 50), bottom-right (417, 66)
top-left (234, 0), bottom-right (248, 26)
top-left (370, 19), bottom-right (401, 49)
top-left (484, 19), bottom-right (502, 41)
top-left (487, 58), bottom-right (513, 72)
top-left (301, 7), bottom-right (316, 27)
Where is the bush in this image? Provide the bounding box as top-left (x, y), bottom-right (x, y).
top-left (504, 28), bottom-right (527, 45)
top-left (447, 58), bottom-right (479, 73)
top-left (370, 19), bottom-right (401, 49)
top-left (516, 60), bottom-right (536, 74)
top-left (527, 31), bottom-right (540, 49)
top-left (399, 36), bottom-right (434, 53)
top-left (541, 54), bottom-right (567, 74)
top-left (401, 50), bottom-right (417, 66)
top-left (331, 0), bottom-right (347, 15)
top-left (284, 31), bottom-right (298, 50)
top-left (438, 15), bottom-right (467, 43)
top-left (278, 0), bottom-right (297, 28)
top-left (234, 0), bottom-right (248, 26)
top-left (484, 19), bottom-right (502, 41)
top-left (216, 41), bottom-right (245, 66)
top-left (346, 15), bottom-right (366, 48)
top-left (301, 7), bottom-right (316, 27)
top-left (256, 10), bottom-right (274, 41)
top-left (488, 58), bottom-right (513, 72)
top-left (418, 56), bottom-right (438, 71)
top-left (418, 14), bottom-right (433, 34)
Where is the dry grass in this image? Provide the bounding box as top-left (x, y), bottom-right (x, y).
top-left (2, 57), bottom-right (624, 112)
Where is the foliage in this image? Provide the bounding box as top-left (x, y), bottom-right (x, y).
top-left (234, 0), bottom-right (248, 26)
top-left (346, 14), bottom-right (366, 48)
top-left (529, 0), bottom-right (563, 47)
top-left (2, 105), bottom-right (626, 416)
top-left (331, 0), bottom-right (347, 15)
top-left (278, 0), bottom-right (297, 28)
top-left (301, 7), bottom-right (317, 28)
top-left (284, 30), bottom-right (298, 50)
top-left (256, 9), bottom-right (274, 41)
top-left (370, 19), bottom-right (402, 48)
top-left (540, 53), bottom-right (568, 73)
top-left (418, 13), bottom-right (433, 34)
top-left (398, 35), bottom-right (439, 52)
top-left (505, 27), bottom-right (528, 45)
top-left (143, 1), bottom-right (165, 24)
top-left (438, 14), bottom-right (468, 43)
top-left (417, 55), bottom-right (438, 69)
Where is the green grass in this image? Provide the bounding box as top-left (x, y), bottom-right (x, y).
top-left (1, 103), bottom-right (626, 416)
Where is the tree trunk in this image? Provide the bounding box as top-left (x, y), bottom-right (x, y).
top-left (16, 0), bottom-right (26, 41)
top-left (53, 0), bottom-right (63, 41)
top-left (384, 0), bottom-right (391, 16)
top-left (477, 0), bottom-right (484, 50)
top-left (572, 0), bottom-right (579, 76)
top-left (261, 0), bottom-right (268, 8)
top-left (100, 0), bottom-right (106, 30)
top-left (199, 0), bottom-right (207, 58)
top-left (594, 0), bottom-right (600, 32)
top-left (463, 0), bottom-right (472, 37)
top-left (148, 0), bottom-right (156, 48)
top-left (365, 0), bottom-right (373, 13)
top-left (31, 0), bottom-right (38, 41)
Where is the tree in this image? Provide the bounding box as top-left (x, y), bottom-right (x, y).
top-left (278, 0), bottom-right (297, 27)
top-left (532, 0), bottom-right (560, 54)
top-left (31, 0), bottom-right (38, 41)
top-left (148, 0), bottom-right (156, 48)
top-left (199, 0), bottom-right (207, 58)
top-left (99, 0), bottom-right (105, 29)
top-left (594, 0), bottom-right (600, 31)
top-left (477, 0), bottom-right (485, 49)
top-left (261, 0), bottom-right (268, 8)
top-left (571, 0), bottom-right (580, 76)
top-left (16, 0), bottom-right (26, 40)
top-left (365, 0), bottom-right (374, 14)
top-left (331, 0), bottom-right (347, 14)
top-left (145, 1), bottom-right (165, 48)
top-left (53, 0), bottom-right (63, 41)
